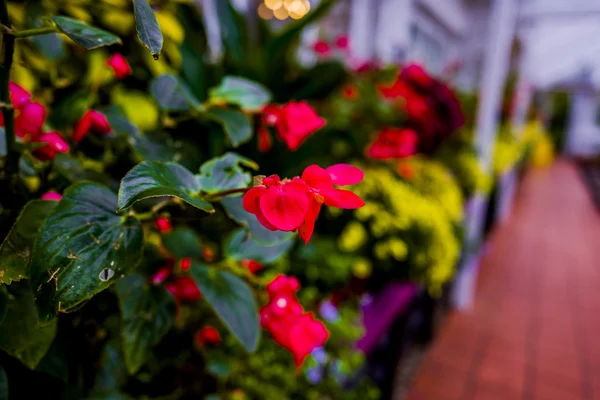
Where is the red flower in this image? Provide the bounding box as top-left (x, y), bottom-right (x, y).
top-left (367, 128), bottom-right (418, 160)
top-left (33, 131), bottom-right (70, 161)
top-left (334, 35), bottom-right (349, 50)
top-left (401, 64), bottom-right (434, 90)
top-left (15, 102), bottom-right (46, 140)
top-left (398, 161), bottom-right (415, 179)
top-left (166, 276), bottom-right (202, 302)
top-left (73, 110), bottom-right (111, 142)
top-left (242, 164), bottom-right (364, 243)
top-left (341, 84), bottom-right (358, 100)
top-left (261, 274), bottom-right (328, 366)
top-left (9, 83), bottom-right (31, 109)
top-left (259, 102), bottom-right (325, 152)
top-left (107, 53), bottom-right (132, 80)
top-left (155, 217), bottom-right (172, 233)
top-left (312, 40), bottom-right (330, 55)
top-left (242, 259), bottom-right (263, 274)
top-left (151, 266), bottom-right (172, 285)
top-left (180, 258), bottom-right (191, 271)
top-left (195, 326), bottom-right (222, 347)
top-left (41, 191), bottom-right (62, 201)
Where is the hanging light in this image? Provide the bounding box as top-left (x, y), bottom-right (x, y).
top-left (273, 5), bottom-right (290, 20)
top-left (258, 3), bottom-right (274, 19)
top-left (264, 0), bottom-right (283, 10)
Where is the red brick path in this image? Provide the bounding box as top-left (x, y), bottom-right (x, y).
top-left (406, 160), bottom-right (600, 400)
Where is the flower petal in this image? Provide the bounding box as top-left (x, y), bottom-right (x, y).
top-left (321, 189), bottom-right (365, 209)
top-left (298, 197), bottom-right (322, 244)
top-left (38, 131), bottom-right (69, 153)
top-left (9, 83), bottom-right (31, 109)
top-left (73, 113), bottom-right (92, 143)
top-left (301, 165), bottom-right (333, 191)
top-left (16, 102), bottom-right (46, 138)
top-left (260, 189), bottom-right (308, 231)
top-left (243, 187), bottom-right (267, 214)
top-left (325, 164), bottom-right (364, 186)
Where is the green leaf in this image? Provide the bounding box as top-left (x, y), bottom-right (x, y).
top-left (205, 350), bottom-right (231, 377)
top-left (189, 263), bottom-right (259, 352)
top-left (36, 337), bottom-right (69, 383)
top-left (0, 127), bottom-right (5, 157)
top-left (225, 228), bottom-right (294, 263)
top-left (214, 0), bottom-right (244, 64)
top-left (150, 74), bottom-right (200, 111)
top-left (0, 282), bottom-right (57, 369)
top-left (209, 76), bottom-right (271, 110)
top-left (29, 183), bottom-right (143, 323)
top-left (221, 196), bottom-right (293, 245)
top-left (0, 286), bottom-right (6, 325)
top-left (0, 364), bottom-right (7, 400)
top-left (205, 107), bottom-right (252, 148)
top-left (50, 16), bottom-right (121, 49)
top-left (117, 161), bottom-right (214, 213)
top-left (26, 2), bottom-right (64, 60)
top-left (0, 200), bottom-right (57, 285)
top-left (132, 0), bottom-right (163, 58)
top-left (196, 152), bottom-right (258, 194)
top-left (53, 154), bottom-right (110, 184)
top-left (117, 274), bottom-right (176, 374)
top-left (162, 227), bottom-right (204, 260)
top-left (91, 343), bottom-right (129, 397)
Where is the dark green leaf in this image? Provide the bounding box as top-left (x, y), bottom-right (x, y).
top-left (196, 152), bottom-right (257, 194)
top-left (209, 76), bottom-right (271, 110)
top-left (50, 16), bottom-right (121, 49)
top-left (53, 154), bottom-right (110, 184)
top-left (215, 0), bottom-right (244, 64)
top-left (221, 196), bottom-right (293, 245)
top-left (48, 91), bottom-right (88, 129)
top-left (162, 227), bottom-right (204, 260)
top-left (132, 0), bottom-right (163, 58)
top-left (150, 74), bottom-right (200, 111)
top-left (0, 128), bottom-right (5, 157)
top-left (0, 282), bottom-right (57, 369)
top-left (205, 107), bottom-right (252, 148)
top-left (29, 183), bottom-right (143, 323)
top-left (117, 274), bottom-right (176, 374)
top-left (0, 200), bottom-right (57, 285)
top-left (0, 365), bottom-right (6, 400)
top-left (91, 343), bottom-right (128, 397)
top-left (190, 263), bottom-right (259, 352)
top-left (36, 337), bottom-right (69, 383)
top-left (225, 228), bottom-right (294, 263)
top-left (205, 350), bottom-right (231, 377)
top-left (117, 161), bottom-right (214, 213)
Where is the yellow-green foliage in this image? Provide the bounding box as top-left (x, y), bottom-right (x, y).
top-left (493, 124), bottom-right (523, 175)
top-left (521, 120), bottom-right (554, 168)
top-left (403, 157), bottom-right (464, 224)
top-left (340, 165), bottom-right (461, 291)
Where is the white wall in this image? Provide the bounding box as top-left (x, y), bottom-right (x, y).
top-left (566, 91), bottom-right (600, 156)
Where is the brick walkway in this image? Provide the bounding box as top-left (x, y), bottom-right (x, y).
top-left (405, 160), bottom-right (600, 400)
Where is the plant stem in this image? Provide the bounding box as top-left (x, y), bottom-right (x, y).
top-left (13, 26), bottom-right (59, 38)
top-left (204, 187), bottom-right (249, 201)
top-left (0, 0), bottom-right (17, 174)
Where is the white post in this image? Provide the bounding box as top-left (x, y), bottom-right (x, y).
top-left (453, 0), bottom-right (519, 310)
top-left (348, 0), bottom-right (377, 63)
top-left (201, 0), bottom-right (224, 62)
top-left (375, 0), bottom-right (414, 63)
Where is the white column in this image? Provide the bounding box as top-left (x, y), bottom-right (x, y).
top-left (375, 0), bottom-right (414, 63)
top-left (201, 0), bottom-right (223, 62)
top-left (348, 0), bottom-right (377, 63)
top-left (453, 0), bottom-right (519, 310)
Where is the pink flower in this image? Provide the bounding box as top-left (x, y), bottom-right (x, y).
top-left (33, 131), bottom-right (69, 161)
top-left (276, 102), bottom-right (325, 151)
top-left (166, 276), bottom-right (202, 303)
top-left (9, 83), bottom-right (31, 109)
top-left (243, 165), bottom-right (364, 244)
top-left (73, 110), bottom-right (111, 143)
top-left (41, 191), bottom-right (62, 201)
top-left (334, 35), bottom-right (349, 50)
top-left (261, 274), bottom-right (328, 366)
top-left (107, 53), bottom-right (132, 80)
top-left (151, 266), bottom-right (172, 285)
top-left (312, 40), bottom-right (330, 56)
top-left (15, 102), bottom-right (46, 140)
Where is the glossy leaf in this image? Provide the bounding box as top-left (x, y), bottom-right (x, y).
top-left (132, 0), bottom-right (163, 58)
top-left (150, 74), bottom-right (200, 111)
top-left (225, 228), bottom-right (294, 263)
top-left (50, 16), bottom-right (121, 49)
top-left (117, 274), bottom-right (176, 374)
top-left (205, 107), bottom-right (252, 148)
top-left (196, 152), bottom-right (258, 194)
top-left (209, 76), bottom-right (271, 110)
top-left (0, 282), bottom-right (57, 369)
top-left (189, 263), bottom-right (259, 352)
top-left (29, 183), bottom-right (143, 323)
top-left (117, 161), bottom-right (214, 213)
top-left (162, 227), bottom-right (204, 260)
top-left (0, 200), bottom-right (57, 285)
top-left (221, 196), bottom-right (293, 245)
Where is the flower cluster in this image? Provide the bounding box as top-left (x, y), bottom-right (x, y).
top-left (374, 64), bottom-right (464, 155)
top-left (260, 275), bottom-right (329, 366)
top-left (1, 83), bottom-right (69, 161)
top-left (243, 164), bottom-right (365, 243)
top-left (259, 101), bottom-right (325, 152)
top-left (366, 128), bottom-right (418, 159)
top-left (312, 35), bottom-right (349, 57)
